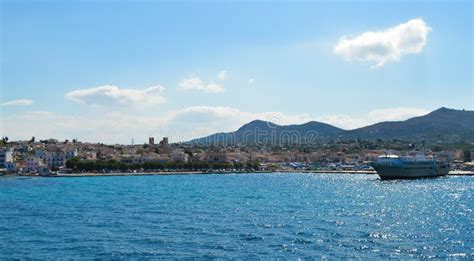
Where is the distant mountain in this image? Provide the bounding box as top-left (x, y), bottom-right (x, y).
top-left (189, 120), bottom-right (344, 146)
top-left (188, 107), bottom-right (474, 146)
top-left (346, 107), bottom-right (474, 141)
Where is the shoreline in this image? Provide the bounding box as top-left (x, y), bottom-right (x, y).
top-left (2, 170), bottom-right (473, 178)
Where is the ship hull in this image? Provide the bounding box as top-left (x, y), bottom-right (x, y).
top-left (372, 163), bottom-right (449, 180)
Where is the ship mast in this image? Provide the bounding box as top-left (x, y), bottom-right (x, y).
top-left (422, 139), bottom-right (425, 155)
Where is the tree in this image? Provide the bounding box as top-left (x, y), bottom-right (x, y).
top-left (66, 157), bottom-right (79, 169)
top-left (463, 149), bottom-right (472, 162)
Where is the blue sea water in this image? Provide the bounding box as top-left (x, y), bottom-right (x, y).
top-left (0, 173), bottom-right (472, 259)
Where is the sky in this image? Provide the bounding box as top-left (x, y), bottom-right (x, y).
top-left (1, 1), bottom-right (473, 144)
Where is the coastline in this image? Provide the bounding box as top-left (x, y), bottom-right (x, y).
top-left (2, 170), bottom-right (473, 178)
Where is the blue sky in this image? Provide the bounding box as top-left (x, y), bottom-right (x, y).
top-left (1, 1), bottom-right (473, 143)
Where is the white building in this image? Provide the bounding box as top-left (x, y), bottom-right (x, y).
top-left (0, 147), bottom-right (13, 166)
top-left (172, 150), bottom-right (188, 162)
top-left (5, 162), bottom-right (16, 172)
top-left (25, 156), bottom-right (40, 173)
top-left (44, 152), bottom-right (66, 167)
top-left (65, 149), bottom-right (78, 159)
top-left (205, 152), bottom-right (227, 162)
top-left (0, 148), bottom-right (15, 172)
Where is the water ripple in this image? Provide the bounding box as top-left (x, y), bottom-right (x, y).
top-left (0, 173), bottom-right (472, 259)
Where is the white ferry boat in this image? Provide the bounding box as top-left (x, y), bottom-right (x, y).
top-left (372, 154), bottom-right (449, 180)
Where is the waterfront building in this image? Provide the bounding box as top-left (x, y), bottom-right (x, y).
top-left (0, 147), bottom-right (13, 169)
top-left (205, 152), bottom-right (228, 162)
top-left (38, 165), bottom-right (50, 175)
top-left (0, 148), bottom-right (16, 172)
top-left (44, 152), bottom-right (66, 167)
top-left (132, 155), bottom-right (149, 164)
top-left (121, 153), bottom-right (169, 164)
top-left (171, 150), bottom-right (188, 162)
top-left (4, 162), bottom-right (17, 172)
top-left (25, 156), bottom-right (40, 173)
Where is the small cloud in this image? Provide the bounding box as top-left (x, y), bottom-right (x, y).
top-left (204, 83), bottom-right (225, 93)
top-left (178, 76), bottom-right (203, 91)
top-left (217, 70), bottom-right (228, 81)
top-left (64, 85), bottom-right (167, 107)
top-left (318, 107), bottom-right (430, 129)
top-left (316, 114), bottom-right (366, 130)
top-left (178, 75), bottom-right (225, 93)
top-left (1, 99), bottom-right (33, 107)
top-left (367, 107), bottom-right (430, 122)
top-left (334, 18), bottom-right (431, 68)
top-left (248, 78), bottom-right (255, 85)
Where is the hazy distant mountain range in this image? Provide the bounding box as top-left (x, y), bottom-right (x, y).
top-left (188, 107), bottom-right (474, 146)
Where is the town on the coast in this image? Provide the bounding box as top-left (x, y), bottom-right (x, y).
top-left (2, 107), bottom-right (473, 177)
top-left (1, 134), bottom-right (473, 176)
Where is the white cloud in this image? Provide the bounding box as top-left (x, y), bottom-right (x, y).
top-left (0, 110), bottom-right (168, 144)
top-left (0, 106), bottom-right (429, 144)
top-left (367, 107), bottom-right (429, 122)
top-left (165, 106), bottom-right (313, 140)
top-left (0, 106), bottom-right (312, 144)
top-left (248, 78), bottom-right (255, 85)
top-left (204, 83), bottom-right (225, 93)
top-left (217, 70), bottom-right (227, 81)
top-left (178, 75), bottom-right (225, 93)
top-left (334, 18), bottom-right (431, 68)
top-left (318, 107), bottom-right (430, 129)
top-left (64, 85), bottom-right (167, 107)
top-left (1, 99), bottom-right (33, 107)
top-left (316, 114), bottom-right (367, 130)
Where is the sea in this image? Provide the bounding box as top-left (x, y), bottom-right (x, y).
top-left (0, 173), bottom-right (472, 259)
